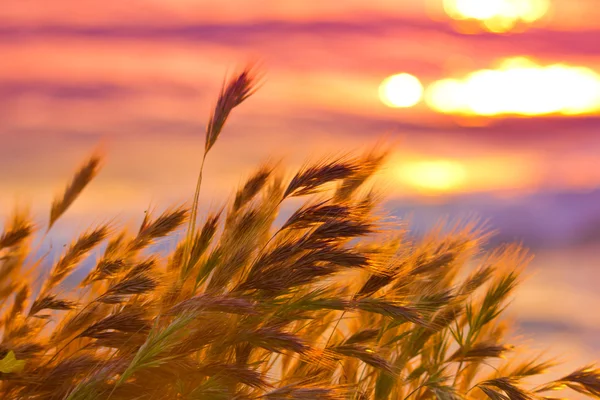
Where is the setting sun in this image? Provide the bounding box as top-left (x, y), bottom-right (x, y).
top-left (379, 73), bottom-right (424, 108)
top-left (399, 160), bottom-right (467, 193)
top-left (425, 57), bottom-right (600, 116)
top-left (443, 0), bottom-right (550, 32)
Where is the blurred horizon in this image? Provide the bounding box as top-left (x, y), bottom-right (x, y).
top-left (2, 0), bottom-right (600, 379)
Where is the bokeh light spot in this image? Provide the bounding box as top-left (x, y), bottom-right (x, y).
top-left (399, 160), bottom-right (467, 192)
top-left (443, 0), bottom-right (550, 33)
top-left (426, 58), bottom-right (600, 116)
top-left (379, 73), bottom-right (424, 108)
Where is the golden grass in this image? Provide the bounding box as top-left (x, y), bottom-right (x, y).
top-left (0, 65), bottom-right (598, 399)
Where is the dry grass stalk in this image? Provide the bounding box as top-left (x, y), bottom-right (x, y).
top-left (0, 210), bottom-right (33, 251)
top-left (48, 154), bottom-right (102, 230)
top-left (183, 66), bottom-right (261, 283)
top-left (42, 225), bottom-right (110, 294)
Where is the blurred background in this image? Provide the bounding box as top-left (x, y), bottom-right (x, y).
top-left (1, 0), bottom-right (599, 374)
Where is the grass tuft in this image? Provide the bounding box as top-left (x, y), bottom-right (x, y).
top-left (0, 65), bottom-right (595, 400)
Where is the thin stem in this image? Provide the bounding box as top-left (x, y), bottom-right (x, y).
top-left (453, 360), bottom-right (464, 387)
top-left (233, 197), bottom-right (289, 290)
top-left (44, 336), bottom-right (79, 369)
top-left (353, 362), bottom-right (369, 399)
top-left (402, 384), bottom-right (425, 400)
top-left (40, 300), bottom-right (97, 368)
top-left (108, 314), bottom-right (163, 400)
top-left (235, 226), bottom-right (281, 288)
top-left (181, 152), bottom-right (207, 281)
top-left (265, 352), bottom-right (281, 374)
top-left (317, 309), bottom-right (347, 372)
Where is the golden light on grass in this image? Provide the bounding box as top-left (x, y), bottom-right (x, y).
top-left (426, 57), bottom-right (600, 116)
top-left (379, 73), bottom-right (424, 108)
top-left (443, 0), bottom-right (550, 32)
top-left (2, 64), bottom-right (600, 400)
top-left (399, 160), bottom-right (467, 193)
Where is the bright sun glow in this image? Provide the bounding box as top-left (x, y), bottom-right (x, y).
top-left (425, 57), bottom-right (600, 116)
top-left (443, 0), bottom-right (550, 32)
top-left (379, 73), bottom-right (424, 108)
top-left (399, 160), bottom-right (467, 193)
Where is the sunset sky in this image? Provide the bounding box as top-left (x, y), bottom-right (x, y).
top-left (1, 0), bottom-right (600, 374)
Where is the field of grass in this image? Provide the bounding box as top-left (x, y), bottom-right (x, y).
top-left (0, 66), bottom-right (598, 399)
